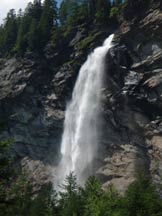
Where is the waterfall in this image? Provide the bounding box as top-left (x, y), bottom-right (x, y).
top-left (55, 34), bottom-right (114, 189)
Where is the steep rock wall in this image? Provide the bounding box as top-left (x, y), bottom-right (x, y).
top-left (98, 0), bottom-right (162, 193)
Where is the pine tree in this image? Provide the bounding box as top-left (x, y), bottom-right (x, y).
top-left (66, 0), bottom-right (78, 25)
top-left (39, 0), bottom-right (58, 48)
top-left (31, 0), bottom-right (42, 20)
top-left (15, 1), bottom-right (43, 54)
top-left (125, 173), bottom-right (162, 216)
top-left (82, 176), bottom-right (102, 216)
top-left (88, 0), bottom-right (97, 21)
top-left (15, 3), bottom-right (34, 54)
top-left (59, 0), bottom-right (84, 26)
top-left (58, 172), bottom-right (81, 216)
top-left (15, 16), bottom-right (29, 55)
top-left (59, 0), bottom-right (68, 25)
top-left (0, 26), bottom-right (5, 55)
top-left (28, 18), bottom-right (40, 51)
top-left (95, 0), bottom-right (111, 25)
top-left (2, 9), bottom-right (18, 54)
top-left (76, 0), bottom-right (89, 25)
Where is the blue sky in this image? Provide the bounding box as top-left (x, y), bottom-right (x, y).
top-left (0, 0), bottom-right (62, 24)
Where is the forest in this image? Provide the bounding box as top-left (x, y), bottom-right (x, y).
top-left (0, 0), bottom-right (125, 56)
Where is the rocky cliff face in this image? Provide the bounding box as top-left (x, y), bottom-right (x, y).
top-left (0, 0), bottom-right (162, 193)
top-left (97, 0), bottom-right (162, 193)
top-left (0, 26), bottom-right (113, 188)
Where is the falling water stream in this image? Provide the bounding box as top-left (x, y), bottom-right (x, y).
top-left (55, 34), bottom-right (114, 189)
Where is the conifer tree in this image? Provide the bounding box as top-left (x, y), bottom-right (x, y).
top-left (31, 0), bottom-right (42, 20)
top-left (15, 3), bottom-right (34, 54)
top-left (39, 0), bottom-right (58, 48)
top-left (95, 0), bottom-right (111, 25)
top-left (0, 26), bottom-right (5, 55)
top-left (16, 1), bottom-right (42, 54)
top-left (82, 176), bottom-right (102, 216)
top-left (59, 0), bottom-right (68, 25)
top-left (28, 18), bottom-right (40, 51)
top-left (2, 9), bottom-right (18, 54)
top-left (58, 172), bottom-right (81, 216)
top-left (15, 16), bottom-right (29, 54)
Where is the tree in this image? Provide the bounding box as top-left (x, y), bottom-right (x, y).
top-left (29, 183), bottom-right (57, 216)
top-left (1, 9), bottom-right (18, 54)
top-left (39, 0), bottom-right (58, 48)
top-left (110, 0), bottom-right (123, 18)
top-left (28, 18), bottom-right (40, 51)
top-left (125, 173), bottom-right (162, 216)
top-left (15, 0), bottom-right (43, 54)
top-left (59, 0), bottom-right (86, 26)
top-left (76, 0), bottom-right (90, 25)
top-left (59, 0), bottom-right (68, 25)
top-left (95, 0), bottom-right (111, 25)
top-left (81, 176), bottom-right (102, 216)
top-left (15, 16), bottom-right (29, 54)
top-left (100, 185), bottom-right (127, 216)
top-left (31, 0), bottom-right (42, 20)
top-left (87, 0), bottom-right (97, 21)
top-left (0, 26), bottom-right (5, 55)
top-left (15, 3), bottom-right (34, 54)
top-left (58, 172), bottom-right (81, 216)
top-left (0, 122), bottom-right (15, 216)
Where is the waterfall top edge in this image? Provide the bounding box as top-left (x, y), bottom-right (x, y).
top-left (103, 34), bottom-right (114, 46)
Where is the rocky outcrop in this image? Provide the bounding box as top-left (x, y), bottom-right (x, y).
top-left (96, 0), bottom-right (162, 193)
top-left (0, 0), bottom-right (162, 193)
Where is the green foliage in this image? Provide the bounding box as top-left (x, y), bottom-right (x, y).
top-left (77, 32), bottom-right (101, 50)
top-left (0, 0), bottom-right (58, 56)
top-left (59, 0), bottom-right (68, 25)
top-left (125, 172), bottom-right (162, 216)
top-left (0, 166), bottom-right (162, 216)
top-left (15, 1), bottom-right (42, 54)
top-left (39, 0), bottom-right (58, 49)
top-left (0, 125), bottom-right (14, 178)
top-left (81, 176), bottom-right (102, 216)
top-left (0, 120), bottom-right (55, 216)
top-left (28, 18), bottom-right (40, 51)
top-left (0, 138), bottom-right (13, 150)
top-left (95, 0), bottom-right (111, 25)
top-left (98, 184), bottom-right (126, 216)
top-left (56, 173), bottom-right (162, 216)
top-left (28, 183), bottom-right (57, 216)
top-left (110, 6), bottom-right (120, 18)
top-left (110, 1), bottom-right (126, 17)
top-left (14, 15), bottom-right (29, 55)
top-left (58, 172), bottom-right (81, 216)
top-left (0, 9), bottom-right (18, 55)
top-left (0, 0), bottom-right (128, 56)
top-left (0, 123), bottom-right (15, 216)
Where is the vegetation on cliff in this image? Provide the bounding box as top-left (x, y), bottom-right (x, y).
top-left (0, 0), bottom-right (126, 56)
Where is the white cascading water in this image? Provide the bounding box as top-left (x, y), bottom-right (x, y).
top-left (55, 34), bottom-right (114, 189)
